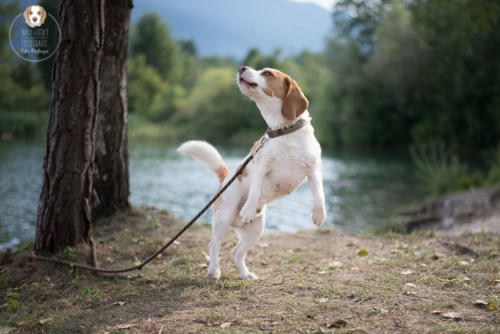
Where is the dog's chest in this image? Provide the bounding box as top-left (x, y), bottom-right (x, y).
top-left (258, 139), bottom-right (315, 199)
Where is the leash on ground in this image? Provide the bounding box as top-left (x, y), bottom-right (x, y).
top-left (31, 135), bottom-right (269, 276)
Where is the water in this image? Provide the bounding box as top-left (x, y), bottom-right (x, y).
top-left (0, 140), bottom-right (426, 249)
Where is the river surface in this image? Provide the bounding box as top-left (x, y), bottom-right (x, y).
top-left (0, 140), bottom-right (426, 249)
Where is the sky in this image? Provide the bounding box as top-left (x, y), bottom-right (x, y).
top-left (289, 0), bottom-right (337, 12)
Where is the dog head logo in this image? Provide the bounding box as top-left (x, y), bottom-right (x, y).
top-left (23, 5), bottom-right (47, 28)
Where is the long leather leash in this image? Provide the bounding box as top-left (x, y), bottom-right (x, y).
top-left (31, 117), bottom-right (310, 275)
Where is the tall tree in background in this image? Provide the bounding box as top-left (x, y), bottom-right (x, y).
top-left (129, 13), bottom-right (178, 79)
top-left (93, 0), bottom-right (133, 219)
top-left (35, 0), bottom-right (105, 253)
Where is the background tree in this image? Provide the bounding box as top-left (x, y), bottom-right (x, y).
top-left (35, 0), bottom-right (105, 253)
top-left (93, 0), bottom-right (133, 220)
top-left (129, 13), bottom-right (178, 79)
top-left (409, 0), bottom-right (500, 154)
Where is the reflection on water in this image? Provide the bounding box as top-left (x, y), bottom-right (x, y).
top-left (0, 140), bottom-right (426, 249)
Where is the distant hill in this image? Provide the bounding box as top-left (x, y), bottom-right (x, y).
top-left (131, 0), bottom-right (332, 59)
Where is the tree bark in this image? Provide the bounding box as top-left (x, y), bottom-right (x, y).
top-left (93, 0), bottom-right (133, 220)
top-left (35, 0), bottom-right (105, 253)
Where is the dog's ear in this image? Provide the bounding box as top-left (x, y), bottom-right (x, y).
top-left (23, 6), bottom-right (30, 25)
top-left (281, 76), bottom-right (308, 121)
top-left (40, 7), bottom-right (47, 24)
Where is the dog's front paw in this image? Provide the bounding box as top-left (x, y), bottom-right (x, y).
top-left (239, 204), bottom-right (257, 224)
top-left (312, 205), bottom-right (326, 227)
top-left (208, 265), bottom-right (221, 279)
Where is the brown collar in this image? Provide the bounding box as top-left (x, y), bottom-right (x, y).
top-left (266, 118), bottom-right (308, 138)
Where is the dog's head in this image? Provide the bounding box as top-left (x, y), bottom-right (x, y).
top-left (237, 66), bottom-right (308, 122)
top-left (24, 5), bottom-right (47, 28)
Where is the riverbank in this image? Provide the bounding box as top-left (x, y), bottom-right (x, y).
top-left (1, 206), bottom-right (498, 333)
top-left (379, 185), bottom-right (500, 236)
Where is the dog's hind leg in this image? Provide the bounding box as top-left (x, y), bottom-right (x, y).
top-left (207, 207), bottom-right (234, 279)
top-left (232, 207), bottom-right (266, 280)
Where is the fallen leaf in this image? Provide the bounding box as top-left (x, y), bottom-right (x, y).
top-left (400, 270), bottom-right (413, 275)
top-left (328, 319), bottom-right (348, 328)
top-left (316, 298), bottom-right (329, 303)
top-left (198, 263), bottom-right (207, 268)
top-left (376, 307), bottom-right (388, 313)
top-left (38, 318), bottom-right (52, 325)
top-left (458, 260), bottom-right (469, 266)
top-left (442, 312), bottom-right (462, 320)
top-left (113, 301), bottom-right (125, 306)
top-left (473, 299), bottom-right (488, 308)
top-left (328, 261), bottom-right (343, 269)
top-left (431, 310), bottom-right (442, 315)
top-left (487, 302), bottom-right (497, 310)
top-left (357, 248), bottom-right (368, 256)
top-left (220, 322), bottom-right (231, 329)
top-left (116, 323), bottom-right (134, 329)
top-left (272, 280), bottom-right (284, 285)
top-left (403, 282), bottom-right (418, 295)
top-left (318, 270), bottom-right (327, 274)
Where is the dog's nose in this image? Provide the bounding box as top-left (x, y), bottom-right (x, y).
top-left (238, 66), bottom-right (247, 74)
top-left (33, 17), bottom-right (37, 22)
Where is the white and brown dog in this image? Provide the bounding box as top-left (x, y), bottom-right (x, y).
top-left (178, 66), bottom-right (326, 279)
top-left (24, 5), bottom-right (47, 28)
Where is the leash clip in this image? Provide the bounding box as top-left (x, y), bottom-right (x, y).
top-left (253, 134), bottom-right (269, 156)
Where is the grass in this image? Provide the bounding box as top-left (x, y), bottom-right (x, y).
top-left (0, 206), bottom-right (499, 333)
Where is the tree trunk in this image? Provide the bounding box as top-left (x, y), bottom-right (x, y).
top-left (93, 0), bottom-right (133, 220)
top-left (35, 0), bottom-right (105, 253)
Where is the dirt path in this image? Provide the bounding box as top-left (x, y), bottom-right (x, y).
top-left (1, 207), bottom-right (498, 333)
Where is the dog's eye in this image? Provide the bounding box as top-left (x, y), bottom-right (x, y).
top-left (38, 11), bottom-right (41, 15)
top-left (29, 11), bottom-right (32, 15)
top-left (262, 71), bottom-right (273, 77)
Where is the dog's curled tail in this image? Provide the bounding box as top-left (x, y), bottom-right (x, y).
top-left (177, 141), bottom-right (230, 183)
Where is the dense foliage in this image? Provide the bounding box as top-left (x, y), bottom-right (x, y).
top-left (327, 0), bottom-right (500, 154)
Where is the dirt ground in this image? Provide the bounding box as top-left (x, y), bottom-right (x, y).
top-left (0, 206), bottom-right (498, 333)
